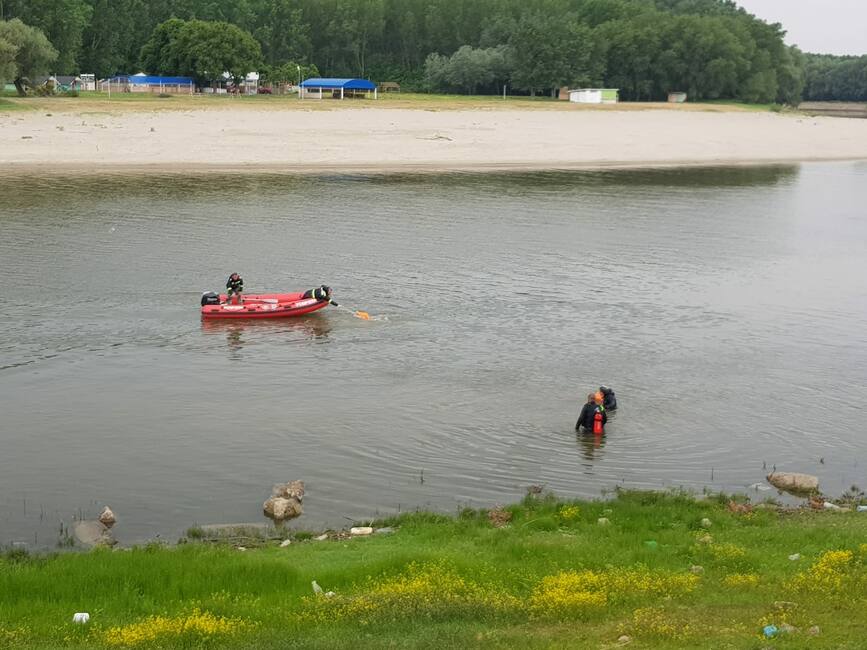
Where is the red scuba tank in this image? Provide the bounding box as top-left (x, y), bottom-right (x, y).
top-left (593, 410), bottom-right (603, 434)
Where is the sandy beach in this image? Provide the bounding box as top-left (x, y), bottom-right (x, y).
top-left (2, 106), bottom-right (867, 173)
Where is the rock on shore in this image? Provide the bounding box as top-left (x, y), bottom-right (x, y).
top-left (766, 472), bottom-right (819, 494)
top-left (263, 480), bottom-right (304, 521)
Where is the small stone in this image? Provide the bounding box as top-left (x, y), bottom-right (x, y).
top-left (314, 533), bottom-right (328, 541)
top-left (779, 623), bottom-right (798, 634)
top-left (488, 506), bottom-right (512, 528)
top-left (350, 526), bottom-right (374, 536)
top-left (325, 591), bottom-right (336, 598)
top-left (788, 553), bottom-right (801, 561)
top-left (617, 635), bottom-right (632, 645)
top-left (597, 517), bottom-right (610, 526)
top-left (690, 565), bottom-right (704, 575)
top-left (773, 601), bottom-right (798, 610)
top-left (697, 534), bottom-right (713, 544)
top-left (279, 539), bottom-right (292, 547)
top-left (700, 518), bottom-right (712, 528)
top-left (763, 624), bottom-right (778, 638)
top-left (236, 546), bottom-right (246, 551)
top-left (807, 625), bottom-right (820, 636)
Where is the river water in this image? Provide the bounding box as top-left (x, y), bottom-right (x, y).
top-left (2, 163), bottom-right (866, 547)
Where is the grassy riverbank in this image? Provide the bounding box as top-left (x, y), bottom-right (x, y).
top-left (0, 90), bottom-right (781, 114)
top-left (3, 490), bottom-right (867, 649)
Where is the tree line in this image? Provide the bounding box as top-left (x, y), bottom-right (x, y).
top-left (803, 54), bottom-right (867, 102)
top-left (0, 0), bottom-right (862, 102)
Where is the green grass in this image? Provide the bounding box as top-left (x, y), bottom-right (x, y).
top-left (0, 90), bottom-right (779, 115)
top-left (3, 489), bottom-right (866, 648)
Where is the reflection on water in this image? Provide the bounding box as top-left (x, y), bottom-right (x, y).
top-left (2, 162), bottom-right (867, 547)
top-left (0, 165), bottom-right (800, 211)
top-left (577, 432), bottom-right (608, 463)
top-left (201, 316), bottom-right (332, 360)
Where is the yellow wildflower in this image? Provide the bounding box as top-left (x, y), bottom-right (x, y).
top-left (557, 504), bottom-right (581, 523)
top-left (722, 573), bottom-right (760, 588)
top-left (629, 607), bottom-right (693, 639)
top-left (295, 562), bottom-right (519, 625)
top-left (789, 550), bottom-right (853, 593)
top-left (102, 608), bottom-right (250, 647)
top-left (529, 568), bottom-right (698, 620)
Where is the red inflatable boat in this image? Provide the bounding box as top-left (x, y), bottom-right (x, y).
top-left (200, 290), bottom-right (332, 320)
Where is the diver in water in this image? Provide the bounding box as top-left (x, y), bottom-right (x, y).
top-left (576, 393), bottom-right (607, 434)
top-left (599, 385), bottom-right (617, 411)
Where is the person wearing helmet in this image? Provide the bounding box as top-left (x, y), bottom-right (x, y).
top-left (225, 273), bottom-right (244, 305)
top-left (599, 385), bottom-right (617, 411)
top-left (576, 393), bottom-right (607, 434)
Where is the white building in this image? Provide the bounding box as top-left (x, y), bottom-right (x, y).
top-left (568, 88), bottom-right (619, 104)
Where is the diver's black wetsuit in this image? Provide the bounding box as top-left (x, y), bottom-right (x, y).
top-left (576, 402), bottom-right (607, 433)
top-left (600, 386), bottom-right (618, 411)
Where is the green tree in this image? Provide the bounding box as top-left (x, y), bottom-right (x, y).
top-left (1, 0), bottom-right (90, 72)
top-left (261, 59), bottom-right (318, 84)
top-left (139, 17), bottom-right (186, 74)
top-left (509, 12), bottom-right (597, 96)
top-left (0, 18), bottom-right (58, 95)
top-left (5, 0), bottom-right (814, 100)
top-left (0, 34), bottom-right (17, 86)
top-left (252, 0), bottom-right (311, 65)
top-left (140, 19), bottom-right (262, 84)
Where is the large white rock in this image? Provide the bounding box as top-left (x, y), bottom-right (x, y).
top-left (263, 480), bottom-right (304, 521)
top-left (72, 521), bottom-right (116, 548)
top-left (766, 472), bottom-right (819, 493)
top-left (263, 496), bottom-right (302, 521)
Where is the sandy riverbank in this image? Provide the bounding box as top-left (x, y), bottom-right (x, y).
top-left (2, 107), bottom-right (866, 173)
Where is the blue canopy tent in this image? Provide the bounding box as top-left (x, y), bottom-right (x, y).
top-left (299, 78), bottom-right (377, 99)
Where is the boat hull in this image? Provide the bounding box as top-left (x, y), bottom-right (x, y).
top-left (201, 292), bottom-right (330, 320)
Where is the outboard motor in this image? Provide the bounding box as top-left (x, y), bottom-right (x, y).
top-left (201, 291), bottom-right (221, 306)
